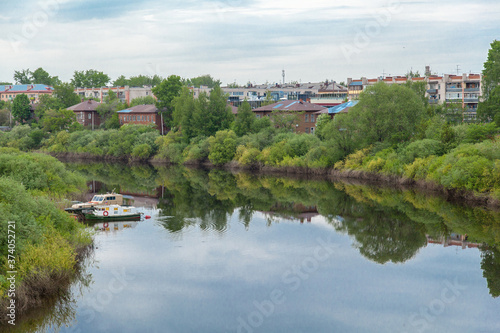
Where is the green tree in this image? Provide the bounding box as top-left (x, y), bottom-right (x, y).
top-left (0, 82), bottom-right (13, 85)
top-left (152, 75), bottom-right (183, 128)
top-left (31, 67), bottom-right (61, 86)
top-left (130, 96), bottom-right (156, 106)
top-left (231, 100), bottom-right (255, 136)
top-left (183, 74), bottom-right (221, 88)
top-left (13, 69), bottom-right (33, 84)
top-left (270, 110), bottom-right (302, 131)
top-left (71, 69), bottom-right (110, 87)
top-left (41, 109), bottom-right (78, 132)
top-left (12, 94), bottom-right (31, 123)
top-left (113, 75), bottom-right (129, 87)
top-left (481, 40), bottom-right (500, 100)
top-left (96, 90), bottom-right (127, 126)
top-left (349, 82), bottom-right (426, 146)
top-left (261, 90), bottom-right (275, 106)
top-left (53, 83), bottom-right (80, 108)
top-left (208, 130), bottom-right (237, 165)
top-left (478, 40), bottom-right (500, 122)
top-left (204, 85), bottom-right (234, 136)
top-left (314, 114), bottom-right (331, 140)
top-left (172, 87), bottom-right (196, 142)
top-left (34, 94), bottom-right (63, 119)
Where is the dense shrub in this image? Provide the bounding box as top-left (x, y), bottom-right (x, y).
top-left (208, 130), bottom-right (237, 165)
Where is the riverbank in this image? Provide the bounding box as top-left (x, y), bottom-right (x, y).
top-left (49, 150), bottom-right (500, 210)
top-left (0, 149), bottom-right (93, 325)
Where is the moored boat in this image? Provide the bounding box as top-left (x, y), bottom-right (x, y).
top-left (83, 204), bottom-right (142, 221)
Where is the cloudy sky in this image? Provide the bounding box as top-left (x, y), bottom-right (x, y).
top-left (1, 0), bottom-right (498, 86)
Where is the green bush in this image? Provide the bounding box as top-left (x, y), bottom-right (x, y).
top-left (131, 143), bottom-right (152, 160)
top-left (208, 130), bottom-right (237, 165)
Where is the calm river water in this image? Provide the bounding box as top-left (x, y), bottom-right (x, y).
top-left (11, 163), bottom-right (500, 332)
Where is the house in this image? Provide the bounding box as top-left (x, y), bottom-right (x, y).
top-left (67, 99), bottom-right (102, 130)
top-left (117, 104), bottom-right (166, 133)
top-left (252, 100), bottom-right (327, 134)
top-left (0, 84), bottom-right (53, 104)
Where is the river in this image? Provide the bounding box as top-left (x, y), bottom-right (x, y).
top-left (9, 162), bottom-right (500, 333)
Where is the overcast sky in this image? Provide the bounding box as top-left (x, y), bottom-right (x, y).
top-left (1, 0), bottom-right (498, 86)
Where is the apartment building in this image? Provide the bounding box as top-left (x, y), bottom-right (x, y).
top-left (0, 84), bottom-right (53, 104)
top-left (74, 86), bottom-right (154, 105)
top-left (346, 73), bottom-right (482, 120)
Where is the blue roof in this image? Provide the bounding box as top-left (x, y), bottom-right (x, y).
top-left (328, 101), bottom-right (359, 114)
top-left (117, 109), bottom-right (132, 113)
top-left (349, 81), bottom-right (363, 86)
top-left (273, 103), bottom-right (284, 109)
top-left (0, 84), bottom-right (53, 92)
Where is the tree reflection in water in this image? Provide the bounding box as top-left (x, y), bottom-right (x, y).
top-left (67, 162), bottom-right (500, 297)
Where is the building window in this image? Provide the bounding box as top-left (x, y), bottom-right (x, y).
top-left (256, 114), bottom-right (261, 119)
top-left (88, 113), bottom-right (91, 119)
top-left (311, 114), bottom-right (315, 122)
top-left (305, 114), bottom-right (309, 122)
top-left (310, 127), bottom-right (315, 134)
top-left (305, 128), bottom-right (310, 134)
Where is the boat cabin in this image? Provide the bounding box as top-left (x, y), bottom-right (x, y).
top-left (71, 192), bottom-right (133, 209)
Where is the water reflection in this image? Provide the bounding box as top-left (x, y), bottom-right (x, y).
top-left (64, 162), bottom-right (500, 299)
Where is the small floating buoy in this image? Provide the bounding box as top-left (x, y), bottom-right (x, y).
top-left (145, 215), bottom-right (151, 219)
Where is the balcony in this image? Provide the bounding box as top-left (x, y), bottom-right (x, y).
top-left (427, 89), bottom-right (438, 94)
top-left (429, 99), bottom-right (439, 104)
top-left (464, 87), bottom-right (480, 92)
top-left (446, 88), bottom-right (462, 92)
top-left (464, 98), bottom-right (479, 103)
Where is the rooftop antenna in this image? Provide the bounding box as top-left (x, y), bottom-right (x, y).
top-left (381, 69), bottom-right (386, 79)
top-left (282, 69), bottom-right (285, 85)
top-left (456, 65), bottom-right (461, 75)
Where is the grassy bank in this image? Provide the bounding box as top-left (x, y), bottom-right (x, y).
top-left (0, 148), bottom-right (91, 323)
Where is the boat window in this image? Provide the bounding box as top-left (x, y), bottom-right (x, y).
top-left (92, 196), bottom-right (104, 202)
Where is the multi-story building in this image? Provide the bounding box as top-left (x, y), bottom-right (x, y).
top-left (0, 84), bottom-right (53, 104)
top-left (346, 72), bottom-right (482, 120)
top-left (74, 86), bottom-right (154, 105)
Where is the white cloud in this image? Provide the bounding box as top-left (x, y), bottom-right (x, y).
top-left (0, 0), bottom-right (497, 84)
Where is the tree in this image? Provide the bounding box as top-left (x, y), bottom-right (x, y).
top-left (270, 110), bottom-right (302, 131)
top-left (113, 75), bottom-right (129, 87)
top-left (53, 83), bottom-right (81, 108)
top-left (0, 82), bottom-right (13, 85)
top-left (13, 69), bottom-right (33, 84)
top-left (478, 40), bottom-right (500, 122)
top-left (404, 80), bottom-right (428, 106)
top-left (261, 90), bottom-right (275, 106)
top-left (481, 40), bottom-right (500, 100)
top-left (348, 82), bottom-right (426, 146)
top-left (31, 67), bottom-right (60, 86)
top-left (208, 130), bottom-right (237, 165)
top-left (183, 74), bottom-right (221, 88)
top-left (114, 74), bottom-right (163, 87)
top-left (11, 94), bottom-right (31, 123)
top-left (34, 94), bottom-right (63, 119)
top-left (314, 114), bottom-right (332, 140)
top-left (152, 75), bottom-right (183, 127)
top-left (71, 69), bottom-right (110, 87)
top-left (231, 100), bottom-right (255, 136)
top-left (130, 96), bottom-right (156, 106)
top-left (41, 109), bottom-right (78, 132)
top-left (172, 87), bottom-right (196, 142)
top-left (96, 90), bottom-right (127, 126)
